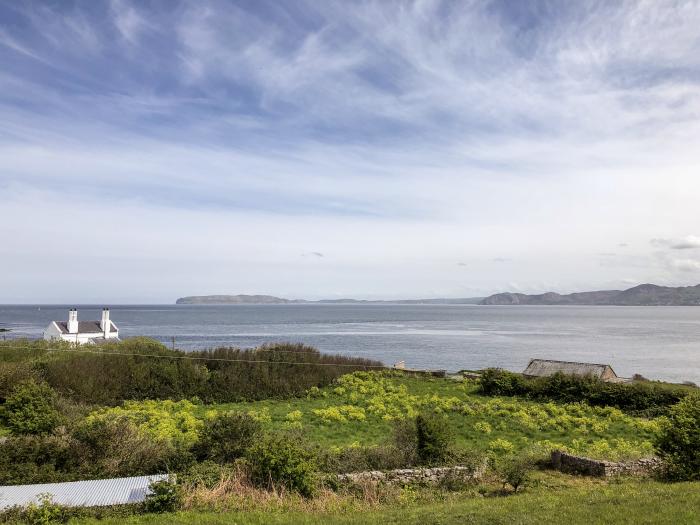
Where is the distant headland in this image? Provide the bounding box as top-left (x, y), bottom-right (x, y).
top-left (175, 295), bottom-right (484, 305)
top-left (177, 283), bottom-right (700, 306)
top-left (479, 283), bottom-right (700, 306)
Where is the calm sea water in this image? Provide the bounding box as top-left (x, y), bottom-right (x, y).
top-left (1, 304), bottom-right (699, 383)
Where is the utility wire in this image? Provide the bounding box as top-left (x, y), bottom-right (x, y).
top-left (0, 343), bottom-right (388, 368)
top-left (2, 347), bottom-right (392, 369)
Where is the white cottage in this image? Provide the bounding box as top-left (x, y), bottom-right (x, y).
top-left (43, 308), bottom-right (119, 344)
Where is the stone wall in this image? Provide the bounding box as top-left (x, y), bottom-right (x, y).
top-left (551, 450), bottom-right (662, 477)
top-left (337, 464), bottom-right (484, 485)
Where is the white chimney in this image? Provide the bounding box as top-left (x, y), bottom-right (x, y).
top-left (67, 309), bottom-right (78, 334)
top-left (101, 308), bottom-right (110, 336)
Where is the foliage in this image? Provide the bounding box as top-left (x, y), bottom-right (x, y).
top-left (415, 413), bottom-right (454, 465)
top-left (479, 369), bottom-right (689, 414)
top-left (2, 380), bottom-right (61, 435)
top-left (192, 412), bottom-right (262, 463)
top-left (143, 480), bottom-right (183, 513)
top-left (180, 461), bottom-right (234, 489)
top-left (493, 450), bottom-right (539, 493)
top-left (22, 494), bottom-right (66, 525)
top-left (0, 338), bottom-right (381, 406)
top-left (655, 394), bottom-right (700, 480)
top-left (246, 434), bottom-right (318, 497)
top-left (84, 400), bottom-right (203, 450)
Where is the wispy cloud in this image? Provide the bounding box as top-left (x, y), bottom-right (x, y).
top-left (1, 1), bottom-right (700, 301)
top-left (651, 236), bottom-right (700, 250)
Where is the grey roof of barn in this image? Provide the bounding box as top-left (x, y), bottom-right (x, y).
top-left (523, 359), bottom-right (617, 379)
top-left (54, 321), bottom-right (118, 334)
top-left (0, 475), bottom-right (168, 509)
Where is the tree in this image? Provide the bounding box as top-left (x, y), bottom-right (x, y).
top-left (2, 380), bottom-right (61, 435)
top-left (655, 395), bottom-right (700, 480)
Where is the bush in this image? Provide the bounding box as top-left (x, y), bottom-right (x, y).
top-left (493, 451), bottom-right (537, 493)
top-left (246, 434), bottom-right (318, 497)
top-left (478, 369), bottom-right (688, 414)
top-left (0, 432), bottom-right (75, 485)
top-left (2, 380), bottom-right (61, 435)
top-left (655, 395), bottom-right (700, 480)
top-left (143, 480), bottom-right (183, 513)
top-left (479, 369), bottom-right (528, 396)
top-left (415, 413), bottom-right (454, 465)
top-left (391, 418), bottom-right (418, 467)
top-left (192, 412), bottom-right (262, 463)
top-left (73, 418), bottom-right (185, 478)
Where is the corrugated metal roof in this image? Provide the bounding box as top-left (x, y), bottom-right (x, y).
top-left (523, 359), bottom-right (616, 379)
top-left (0, 475), bottom-right (168, 509)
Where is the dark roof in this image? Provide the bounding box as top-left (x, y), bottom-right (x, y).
top-left (523, 359), bottom-right (616, 378)
top-left (55, 321), bottom-right (118, 334)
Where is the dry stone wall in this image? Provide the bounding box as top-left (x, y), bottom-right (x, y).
top-left (337, 465), bottom-right (484, 485)
top-left (551, 450), bottom-right (662, 477)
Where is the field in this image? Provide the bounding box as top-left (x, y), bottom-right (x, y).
top-left (71, 478), bottom-right (700, 524)
top-left (92, 371), bottom-right (658, 461)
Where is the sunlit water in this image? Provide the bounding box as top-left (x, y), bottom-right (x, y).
top-left (1, 304), bottom-right (699, 383)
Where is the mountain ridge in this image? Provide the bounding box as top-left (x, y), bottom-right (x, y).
top-left (480, 283), bottom-right (700, 306)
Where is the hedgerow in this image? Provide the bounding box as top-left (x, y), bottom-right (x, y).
top-left (478, 369), bottom-right (689, 414)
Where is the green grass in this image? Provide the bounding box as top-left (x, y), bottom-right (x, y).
top-left (70, 480), bottom-right (700, 524)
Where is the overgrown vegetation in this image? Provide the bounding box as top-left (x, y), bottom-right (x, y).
top-left (655, 394), bottom-right (700, 481)
top-left (0, 338), bottom-right (381, 405)
top-left (478, 368), bottom-right (691, 415)
top-left (1, 337), bottom-right (699, 524)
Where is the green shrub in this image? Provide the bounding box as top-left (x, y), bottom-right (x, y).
top-left (479, 369), bottom-right (528, 396)
top-left (0, 432), bottom-right (75, 485)
top-left (2, 380), bottom-right (61, 435)
top-left (143, 479), bottom-right (183, 513)
top-left (655, 395), bottom-right (700, 480)
top-left (391, 417), bottom-right (418, 466)
top-left (246, 434), bottom-right (318, 497)
top-left (22, 494), bottom-right (66, 525)
top-left (192, 412), bottom-right (262, 463)
top-left (73, 418), bottom-right (186, 478)
top-left (493, 450), bottom-right (537, 493)
top-left (478, 369), bottom-right (688, 414)
top-left (416, 413), bottom-right (454, 465)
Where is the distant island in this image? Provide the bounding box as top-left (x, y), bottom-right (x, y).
top-left (176, 294), bottom-right (484, 305)
top-left (480, 283), bottom-right (700, 306)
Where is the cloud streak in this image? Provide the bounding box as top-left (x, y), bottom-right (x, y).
top-left (1, 1), bottom-right (700, 301)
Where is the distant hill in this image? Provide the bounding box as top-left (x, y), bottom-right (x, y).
top-left (176, 295), bottom-right (299, 304)
top-left (176, 295), bottom-right (484, 305)
top-left (480, 283), bottom-right (700, 306)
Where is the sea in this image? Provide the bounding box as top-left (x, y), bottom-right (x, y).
top-left (1, 304), bottom-right (699, 384)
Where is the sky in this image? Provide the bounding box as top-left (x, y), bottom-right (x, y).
top-left (1, 0), bottom-right (700, 303)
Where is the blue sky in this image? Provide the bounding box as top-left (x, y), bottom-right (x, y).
top-left (1, 0), bottom-right (700, 303)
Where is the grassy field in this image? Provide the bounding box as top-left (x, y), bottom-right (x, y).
top-left (91, 371), bottom-right (659, 460)
top-left (71, 479), bottom-right (700, 524)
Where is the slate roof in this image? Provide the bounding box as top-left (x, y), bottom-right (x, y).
top-left (55, 321), bottom-right (118, 334)
top-left (0, 475), bottom-right (168, 509)
top-left (523, 359), bottom-right (616, 379)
